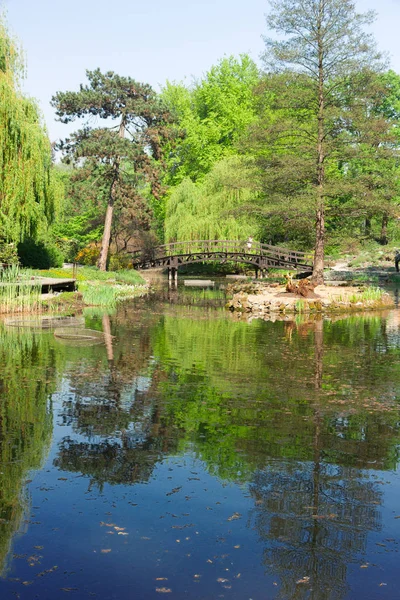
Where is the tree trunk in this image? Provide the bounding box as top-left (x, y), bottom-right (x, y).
top-left (313, 205), bottom-right (325, 284)
top-left (97, 118), bottom-right (126, 271)
top-left (365, 217), bottom-right (371, 237)
top-left (380, 212), bottom-right (389, 246)
top-left (312, 4), bottom-right (325, 285)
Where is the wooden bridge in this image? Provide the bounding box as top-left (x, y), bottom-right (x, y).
top-left (132, 240), bottom-right (313, 279)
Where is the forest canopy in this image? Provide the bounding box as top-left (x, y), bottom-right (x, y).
top-left (3, 1), bottom-right (400, 274)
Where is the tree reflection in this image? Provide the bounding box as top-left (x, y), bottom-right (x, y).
top-left (54, 310), bottom-right (179, 487)
top-left (249, 318), bottom-right (384, 600)
top-left (50, 306), bottom-right (400, 599)
top-left (250, 463), bottom-right (381, 600)
top-left (0, 327), bottom-right (56, 573)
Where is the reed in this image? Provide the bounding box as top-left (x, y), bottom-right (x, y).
top-left (78, 281), bottom-right (148, 307)
top-left (0, 266), bottom-right (41, 314)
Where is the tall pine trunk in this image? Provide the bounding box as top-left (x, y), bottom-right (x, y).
top-left (97, 118), bottom-right (126, 271)
top-left (312, 7), bottom-right (325, 285)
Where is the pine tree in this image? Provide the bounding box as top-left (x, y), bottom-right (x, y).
top-left (52, 70), bottom-right (173, 270)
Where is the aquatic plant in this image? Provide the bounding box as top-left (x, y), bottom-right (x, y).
top-left (0, 266), bottom-right (41, 314)
top-left (349, 287), bottom-right (384, 304)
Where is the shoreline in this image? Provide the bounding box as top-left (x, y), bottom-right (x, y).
top-left (226, 281), bottom-right (394, 317)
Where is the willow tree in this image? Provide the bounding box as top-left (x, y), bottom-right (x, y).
top-left (52, 70), bottom-right (173, 270)
top-left (0, 18), bottom-right (61, 245)
top-left (165, 156), bottom-right (257, 243)
top-left (260, 0), bottom-right (386, 282)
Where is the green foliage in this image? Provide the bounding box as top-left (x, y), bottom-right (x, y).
top-left (0, 241), bottom-right (19, 264)
top-left (32, 265), bottom-right (144, 285)
top-left (162, 54), bottom-right (259, 184)
top-left (0, 265), bottom-right (41, 314)
top-left (78, 281), bottom-right (147, 306)
top-left (0, 17), bottom-right (62, 244)
top-left (52, 69), bottom-right (174, 269)
top-left (242, 0), bottom-right (396, 276)
top-left (18, 238), bottom-right (64, 269)
top-left (165, 156), bottom-right (257, 242)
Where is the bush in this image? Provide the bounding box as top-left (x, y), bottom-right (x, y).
top-left (55, 238), bottom-right (82, 263)
top-left (18, 239), bottom-right (64, 269)
top-left (75, 244), bottom-right (100, 266)
top-left (0, 241), bottom-right (19, 265)
top-left (108, 253), bottom-right (133, 270)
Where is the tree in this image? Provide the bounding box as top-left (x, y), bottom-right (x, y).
top-left (165, 156), bottom-right (257, 242)
top-left (162, 56), bottom-right (260, 244)
top-left (52, 70), bottom-right (173, 270)
top-left (162, 54), bottom-right (259, 184)
top-left (258, 0), bottom-right (388, 282)
top-left (0, 17), bottom-right (62, 246)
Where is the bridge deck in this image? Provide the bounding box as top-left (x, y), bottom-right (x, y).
top-left (132, 240), bottom-right (313, 272)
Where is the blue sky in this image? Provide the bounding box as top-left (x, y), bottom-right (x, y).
top-left (3, 0), bottom-right (400, 141)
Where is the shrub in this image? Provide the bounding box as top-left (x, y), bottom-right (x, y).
top-left (0, 241), bottom-right (19, 265)
top-left (75, 244), bottom-right (100, 266)
top-left (108, 253), bottom-right (133, 271)
top-left (18, 239), bottom-right (64, 269)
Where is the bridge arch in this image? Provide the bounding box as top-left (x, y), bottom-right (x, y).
top-left (132, 240), bottom-right (313, 276)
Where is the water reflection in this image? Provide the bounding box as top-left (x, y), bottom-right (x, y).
top-left (0, 302), bottom-right (399, 597)
top-left (0, 327), bottom-right (55, 573)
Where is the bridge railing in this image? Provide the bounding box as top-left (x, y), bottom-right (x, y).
top-left (132, 240), bottom-right (312, 266)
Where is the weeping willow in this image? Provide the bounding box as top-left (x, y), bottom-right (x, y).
top-left (0, 18), bottom-right (62, 243)
top-left (165, 156), bottom-right (256, 242)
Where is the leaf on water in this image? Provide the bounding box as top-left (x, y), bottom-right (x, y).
top-left (101, 549), bottom-right (112, 554)
top-left (118, 532), bottom-right (129, 536)
top-left (166, 487), bottom-right (182, 496)
top-left (156, 588), bottom-right (172, 593)
top-left (227, 513), bottom-right (242, 522)
top-left (233, 545), bottom-right (240, 549)
top-left (114, 527), bottom-right (125, 531)
top-left (22, 581), bottom-right (33, 585)
top-left (217, 578), bottom-right (229, 583)
top-left (296, 577), bottom-right (310, 584)
top-left (155, 578), bottom-right (168, 581)
top-left (100, 522), bottom-right (115, 527)
top-left (360, 564), bottom-right (369, 569)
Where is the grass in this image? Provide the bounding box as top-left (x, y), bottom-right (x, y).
top-left (294, 299), bottom-right (306, 313)
top-left (349, 287), bottom-right (384, 304)
top-left (32, 266), bottom-right (145, 285)
top-left (0, 266), bottom-right (41, 314)
top-left (0, 265), bottom-right (149, 314)
top-left (78, 281), bottom-right (148, 307)
top-left (29, 265), bottom-right (148, 309)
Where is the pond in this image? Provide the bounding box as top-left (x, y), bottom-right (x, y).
top-left (0, 284), bottom-right (400, 599)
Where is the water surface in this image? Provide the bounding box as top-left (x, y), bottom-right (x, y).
top-left (0, 290), bottom-right (400, 599)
